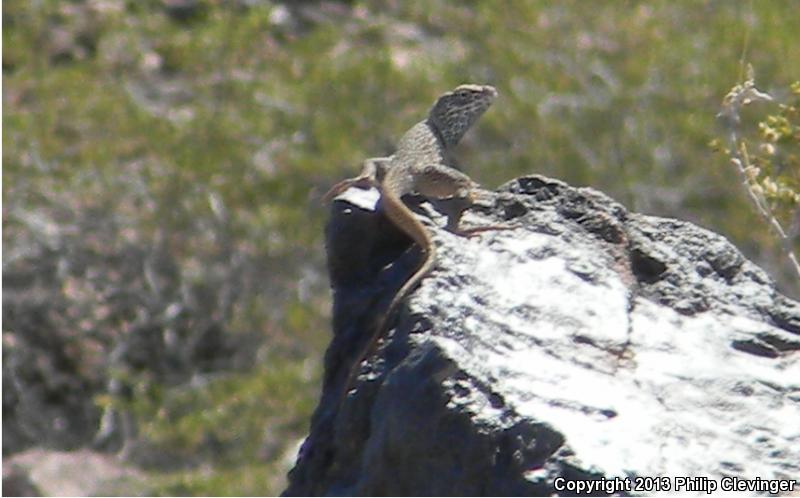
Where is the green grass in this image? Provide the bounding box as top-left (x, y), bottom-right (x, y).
top-left (135, 358), bottom-right (316, 495)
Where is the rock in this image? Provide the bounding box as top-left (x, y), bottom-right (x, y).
top-left (2, 465), bottom-right (41, 497)
top-left (285, 175), bottom-right (800, 496)
top-left (3, 449), bottom-right (151, 496)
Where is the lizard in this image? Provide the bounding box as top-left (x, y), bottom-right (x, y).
top-left (321, 84), bottom-right (497, 203)
top-left (326, 84), bottom-right (506, 405)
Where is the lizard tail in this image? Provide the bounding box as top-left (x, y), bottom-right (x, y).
top-left (338, 187), bottom-right (436, 404)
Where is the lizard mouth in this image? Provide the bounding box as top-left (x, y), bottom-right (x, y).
top-left (456, 84), bottom-right (498, 99)
top-left (450, 83), bottom-right (497, 98)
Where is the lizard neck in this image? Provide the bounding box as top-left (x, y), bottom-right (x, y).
top-left (393, 120), bottom-right (448, 168)
top-left (425, 117), bottom-right (449, 153)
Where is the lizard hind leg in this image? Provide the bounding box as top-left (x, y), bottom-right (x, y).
top-left (321, 157), bottom-right (391, 203)
top-left (321, 176), bottom-right (371, 202)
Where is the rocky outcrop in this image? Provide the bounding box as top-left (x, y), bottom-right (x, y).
top-left (285, 175), bottom-right (800, 496)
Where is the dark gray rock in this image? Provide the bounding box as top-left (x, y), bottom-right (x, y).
top-left (285, 175), bottom-right (800, 496)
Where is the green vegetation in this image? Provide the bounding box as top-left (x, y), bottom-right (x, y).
top-left (715, 71), bottom-right (800, 278)
top-left (138, 359), bottom-right (316, 495)
top-left (3, 0), bottom-right (798, 494)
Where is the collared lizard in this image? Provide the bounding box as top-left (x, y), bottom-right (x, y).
top-left (327, 84), bottom-right (504, 403)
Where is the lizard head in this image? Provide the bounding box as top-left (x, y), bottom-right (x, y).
top-left (428, 84), bottom-right (497, 148)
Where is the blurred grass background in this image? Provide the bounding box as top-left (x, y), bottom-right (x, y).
top-left (3, 0), bottom-right (798, 495)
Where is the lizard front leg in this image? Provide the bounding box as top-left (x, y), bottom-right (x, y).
top-left (412, 164), bottom-right (513, 236)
